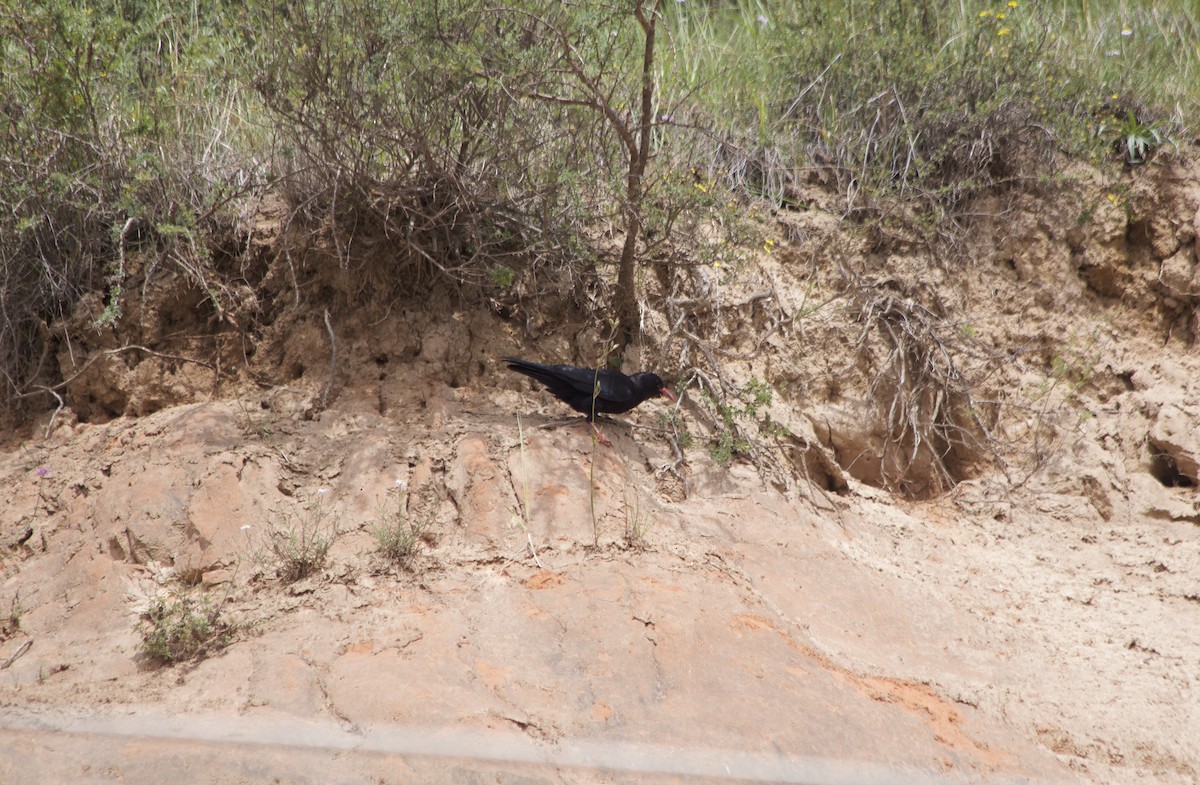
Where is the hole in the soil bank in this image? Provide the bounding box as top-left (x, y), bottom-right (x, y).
top-left (106, 537), bottom-right (126, 561)
top-left (1126, 219), bottom-right (1152, 247)
top-left (375, 354), bottom-right (389, 365)
top-left (290, 363), bottom-right (305, 380)
top-left (1149, 444), bottom-right (1195, 488)
top-left (177, 567), bottom-right (205, 587)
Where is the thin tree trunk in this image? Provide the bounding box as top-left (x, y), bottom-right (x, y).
top-left (614, 0), bottom-right (661, 356)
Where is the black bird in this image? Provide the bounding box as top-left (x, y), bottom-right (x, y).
top-left (504, 356), bottom-right (677, 446)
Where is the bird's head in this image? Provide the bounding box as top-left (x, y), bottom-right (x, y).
top-left (636, 372), bottom-right (677, 403)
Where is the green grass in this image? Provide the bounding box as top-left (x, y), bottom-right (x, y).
top-left (658, 0), bottom-right (1191, 211)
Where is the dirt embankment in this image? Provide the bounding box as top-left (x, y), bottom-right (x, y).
top-left (2, 153), bottom-right (1200, 784)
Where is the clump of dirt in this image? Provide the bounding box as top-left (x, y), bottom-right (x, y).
top-left (2, 149), bottom-right (1200, 784)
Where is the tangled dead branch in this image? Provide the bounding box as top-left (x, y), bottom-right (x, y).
top-left (841, 268), bottom-right (1006, 497)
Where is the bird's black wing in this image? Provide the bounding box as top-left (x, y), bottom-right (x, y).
top-left (591, 369), bottom-right (643, 414)
top-left (503, 357), bottom-right (602, 413)
top-left (503, 357), bottom-right (593, 394)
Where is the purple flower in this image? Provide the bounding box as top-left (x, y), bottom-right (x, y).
top-left (35, 467), bottom-right (49, 478)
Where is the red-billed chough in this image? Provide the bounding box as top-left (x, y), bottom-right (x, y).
top-left (503, 356), bottom-right (677, 446)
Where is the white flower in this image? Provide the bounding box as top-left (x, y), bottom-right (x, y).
top-left (317, 487), bottom-right (330, 495)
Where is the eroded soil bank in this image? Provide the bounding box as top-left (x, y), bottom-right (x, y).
top-left (3, 154), bottom-right (1200, 784)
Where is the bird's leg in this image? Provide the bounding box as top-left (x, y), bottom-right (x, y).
top-left (588, 419), bottom-right (613, 448)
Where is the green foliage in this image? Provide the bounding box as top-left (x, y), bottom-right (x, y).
top-left (0, 0), bottom-right (259, 411)
top-left (709, 430), bottom-right (752, 466)
top-left (246, 0), bottom-right (672, 293)
top-left (1115, 110), bottom-right (1166, 165)
top-left (487, 264), bottom-right (517, 289)
top-left (701, 378), bottom-right (784, 465)
top-left (664, 0), bottom-right (1190, 223)
top-left (139, 594), bottom-right (235, 664)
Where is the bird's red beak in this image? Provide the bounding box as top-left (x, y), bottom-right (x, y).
top-left (659, 387), bottom-right (677, 403)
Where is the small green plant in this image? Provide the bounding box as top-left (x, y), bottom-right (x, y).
top-left (1033, 334), bottom-right (1099, 403)
top-left (1115, 110), bottom-right (1165, 165)
top-left (623, 488), bottom-right (652, 550)
top-left (370, 481), bottom-right (436, 570)
top-left (265, 491), bottom-right (339, 582)
top-left (487, 264), bottom-right (516, 288)
top-left (708, 430), bottom-right (752, 465)
top-left (235, 397), bottom-right (274, 439)
top-left (138, 594), bottom-right (235, 665)
top-left (700, 378), bottom-right (780, 465)
top-left (740, 379), bottom-right (773, 416)
top-left (1, 594), bottom-right (22, 641)
top-left (760, 413), bottom-right (792, 439)
top-left (659, 408), bottom-right (694, 449)
top-left (93, 283), bottom-right (124, 329)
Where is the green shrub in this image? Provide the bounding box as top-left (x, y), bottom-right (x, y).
top-left (139, 594), bottom-right (235, 664)
top-left (248, 1), bottom-right (598, 288)
top-left (369, 482), bottom-right (437, 570)
top-left (700, 378), bottom-right (783, 465)
top-left (265, 494), bottom-right (339, 583)
top-left (0, 0), bottom-right (260, 414)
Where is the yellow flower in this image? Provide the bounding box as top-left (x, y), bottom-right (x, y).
top-left (1008, 1), bottom-right (1019, 7)
top-left (997, 12), bottom-right (1006, 19)
top-left (695, 183), bottom-right (708, 193)
top-left (997, 27), bottom-right (1011, 36)
top-left (979, 9), bottom-right (992, 17)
